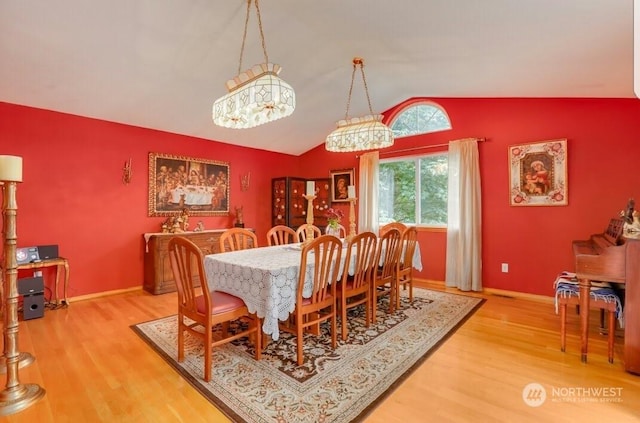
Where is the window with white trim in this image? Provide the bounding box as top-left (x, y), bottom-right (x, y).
top-left (390, 102), bottom-right (451, 138)
top-left (379, 153), bottom-right (448, 227)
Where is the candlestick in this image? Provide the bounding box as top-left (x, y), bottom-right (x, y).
top-left (348, 185), bottom-right (356, 199)
top-left (301, 194), bottom-right (317, 247)
top-left (0, 164), bottom-right (46, 416)
top-left (306, 181), bottom-right (315, 196)
top-left (0, 156), bottom-right (23, 182)
top-left (346, 197), bottom-right (357, 242)
top-left (0, 157), bottom-right (35, 374)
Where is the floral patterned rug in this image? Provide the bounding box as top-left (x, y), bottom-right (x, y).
top-left (132, 288), bottom-right (484, 423)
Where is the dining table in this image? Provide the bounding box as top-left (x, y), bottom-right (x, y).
top-left (203, 240), bottom-right (423, 340)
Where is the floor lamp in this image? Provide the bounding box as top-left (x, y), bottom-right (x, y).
top-left (0, 155), bottom-right (45, 416)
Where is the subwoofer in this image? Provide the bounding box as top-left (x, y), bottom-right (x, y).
top-left (18, 276), bottom-right (45, 320)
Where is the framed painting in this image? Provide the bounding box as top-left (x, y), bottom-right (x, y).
top-left (509, 139), bottom-right (568, 206)
top-left (330, 168), bottom-right (354, 203)
top-left (148, 152), bottom-right (230, 216)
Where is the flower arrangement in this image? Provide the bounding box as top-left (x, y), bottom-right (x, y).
top-left (325, 207), bottom-right (344, 228)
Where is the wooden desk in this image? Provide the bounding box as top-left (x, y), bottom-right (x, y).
top-left (18, 257), bottom-right (69, 306)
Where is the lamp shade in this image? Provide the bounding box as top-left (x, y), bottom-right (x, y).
top-left (0, 155), bottom-right (23, 182)
top-left (325, 114), bottom-right (394, 152)
top-left (213, 63), bottom-right (295, 129)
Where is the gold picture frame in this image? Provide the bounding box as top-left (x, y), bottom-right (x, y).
top-left (148, 152), bottom-right (230, 216)
top-left (508, 139), bottom-right (568, 206)
top-left (330, 168), bottom-right (355, 203)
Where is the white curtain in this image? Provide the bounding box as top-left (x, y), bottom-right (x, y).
top-left (445, 138), bottom-right (482, 291)
top-left (358, 151), bottom-right (379, 234)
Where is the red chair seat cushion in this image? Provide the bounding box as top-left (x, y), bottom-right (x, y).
top-left (195, 291), bottom-right (247, 314)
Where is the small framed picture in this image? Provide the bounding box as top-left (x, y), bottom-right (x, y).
top-left (508, 139), bottom-right (568, 206)
top-left (330, 168), bottom-right (355, 203)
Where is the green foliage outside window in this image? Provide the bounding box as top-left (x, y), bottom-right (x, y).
top-left (381, 101), bottom-right (451, 226)
top-left (379, 154), bottom-right (448, 226)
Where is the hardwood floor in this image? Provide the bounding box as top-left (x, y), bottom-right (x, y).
top-left (2, 281), bottom-right (639, 422)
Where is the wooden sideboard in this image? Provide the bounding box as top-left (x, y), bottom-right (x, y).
top-left (143, 229), bottom-right (225, 295)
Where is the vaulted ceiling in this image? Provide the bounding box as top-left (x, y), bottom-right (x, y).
top-left (0, 1), bottom-right (635, 156)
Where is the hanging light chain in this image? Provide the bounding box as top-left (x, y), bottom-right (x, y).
top-left (358, 60), bottom-right (375, 115)
top-left (237, 0), bottom-right (270, 74)
top-left (344, 57), bottom-right (375, 120)
top-left (255, 0), bottom-right (269, 64)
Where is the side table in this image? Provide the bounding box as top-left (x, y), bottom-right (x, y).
top-left (17, 257), bottom-right (69, 306)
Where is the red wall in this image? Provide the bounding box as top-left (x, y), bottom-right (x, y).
top-left (2, 98), bottom-right (639, 299)
top-left (0, 102), bottom-right (300, 297)
top-left (302, 97), bottom-right (640, 296)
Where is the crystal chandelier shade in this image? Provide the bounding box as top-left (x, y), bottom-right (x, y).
top-left (213, 63), bottom-right (295, 129)
top-left (325, 114), bottom-right (393, 152)
top-left (212, 0), bottom-right (295, 129)
top-left (326, 57), bottom-right (394, 152)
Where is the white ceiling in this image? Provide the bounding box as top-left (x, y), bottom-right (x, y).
top-left (0, 1), bottom-right (635, 156)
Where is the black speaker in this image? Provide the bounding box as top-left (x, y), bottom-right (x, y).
top-left (36, 245), bottom-right (59, 260)
top-left (18, 276), bottom-right (44, 295)
top-left (23, 294), bottom-right (44, 320)
top-left (18, 277), bottom-right (45, 320)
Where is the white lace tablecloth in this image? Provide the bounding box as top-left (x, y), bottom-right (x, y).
top-left (203, 242), bottom-right (423, 340)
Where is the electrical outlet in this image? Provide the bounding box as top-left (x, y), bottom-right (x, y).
top-left (34, 270), bottom-right (43, 277)
top-left (501, 263), bottom-right (509, 273)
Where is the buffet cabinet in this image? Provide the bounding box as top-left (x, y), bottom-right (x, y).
top-left (271, 177), bottom-right (331, 230)
top-left (143, 229), bottom-right (225, 295)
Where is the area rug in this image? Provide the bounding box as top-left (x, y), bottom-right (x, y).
top-left (132, 288), bottom-right (484, 423)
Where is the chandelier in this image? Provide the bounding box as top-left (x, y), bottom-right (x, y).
top-left (212, 0), bottom-right (295, 129)
top-left (325, 57), bottom-right (394, 152)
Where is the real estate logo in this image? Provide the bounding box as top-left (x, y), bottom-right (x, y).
top-left (522, 382), bottom-right (624, 406)
top-left (522, 383), bottom-right (547, 407)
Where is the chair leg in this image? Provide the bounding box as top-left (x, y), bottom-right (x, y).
top-left (331, 305), bottom-right (337, 350)
top-left (364, 294), bottom-right (371, 327)
top-left (178, 320), bottom-right (185, 363)
top-left (254, 317), bottom-right (262, 361)
top-left (388, 282), bottom-right (396, 314)
top-left (607, 310), bottom-right (615, 364)
top-left (408, 280), bottom-right (413, 303)
top-left (204, 325), bottom-right (213, 382)
top-left (341, 299), bottom-right (348, 341)
top-left (296, 318), bottom-right (304, 366)
top-left (560, 303), bottom-right (567, 353)
top-left (371, 285), bottom-right (378, 324)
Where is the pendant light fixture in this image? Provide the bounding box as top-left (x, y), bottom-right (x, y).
top-left (212, 0), bottom-right (295, 129)
top-left (325, 57), bottom-right (394, 152)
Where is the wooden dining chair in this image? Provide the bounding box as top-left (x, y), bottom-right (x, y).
top-left (336, 231), bottom-right (377, 341)
top-left (219, 227), bottom-right (258, 252)
top-left (396, 226), bottom-right (418, 310)
top-left (168, 236), bottom-right (261, 382)
top-left (371, 228), bottom-right (402, 322)
top-left (379, 222), bottom-right (407, 237)
top-left (295, 224), bottom-right (322, 243)
top-left (279, 234), bottom-right (342, 365)
top-left (266, 225), bottom-right (297, 246)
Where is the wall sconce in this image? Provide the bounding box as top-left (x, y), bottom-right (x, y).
top-left (122, 158), bottom-right (132, 185)
top-left (240, 172), bottom-right (250, 191)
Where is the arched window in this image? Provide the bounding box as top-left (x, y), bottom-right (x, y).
top-left (389, 101), bottom-right (451, 138)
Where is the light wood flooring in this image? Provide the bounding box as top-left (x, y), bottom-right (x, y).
top-left (1, 281), bottom-right (639, 422)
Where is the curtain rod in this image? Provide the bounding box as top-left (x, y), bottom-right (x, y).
top-left (378, 137), bottom-right (487, 156)
top-left (355, 137), bottom-right (487, 158)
